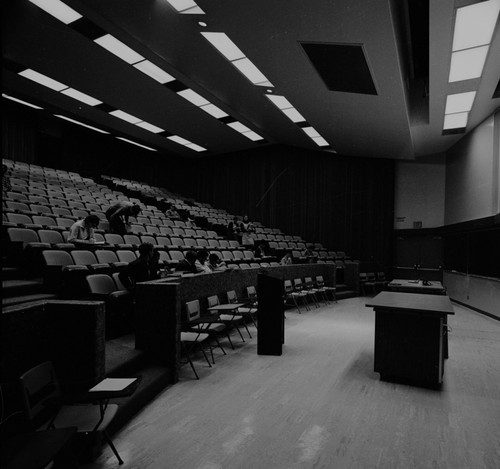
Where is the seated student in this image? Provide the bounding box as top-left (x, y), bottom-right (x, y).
top-left (226, 216), bottom-right (240, 241)
top-left (119, 242), bottom-right (159, 292)
top-left (280, 251), bottom-right (293, 265)
top-left (302, 244), bottom-right (317, 263)
top-left (165, 207), bottom-right (181, 219)
top-left (67, 214), bottom-right (100, 245)
top-left (175, 250), bottom-right (199, 274)
top-left (105, 201), bottom-right (141, 235)
top-left (208, 253), bottom-right (228, 272)
top-left (195, 249), bottom-right (211, 273)
top-left (254, 242), bottom-right (268, 259)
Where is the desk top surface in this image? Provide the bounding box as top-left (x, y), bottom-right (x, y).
top-left (208, 303), bottom-right (246, 311)
top-left (366, 291), bottom-right (454, 314)
top-left (388, 279), bottom-right (444, 290)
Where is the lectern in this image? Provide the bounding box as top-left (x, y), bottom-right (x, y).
top-left (257, 273), bottom-right (284, 355)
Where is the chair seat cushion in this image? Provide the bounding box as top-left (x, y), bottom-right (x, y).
top-left (181, 331), bottom-right (210, 342)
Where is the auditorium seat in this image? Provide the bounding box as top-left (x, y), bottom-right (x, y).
top-left (95, 250), bottom-right (128, 269)
top-left (168, 250), bottom-right (185, 264)
top-left (37, 230), bottom-right (75, 250)
top-left (86, 273), bottom-right (134, 338)
top-left (104, 234), bottom-right (134, 249)
top-left (71, 250), bottom-right (113, 275)
top-left (156, 236), bottom-right (171, 248)
top-left (41, 249), bottom-right (88, 297)
top-left (207, 295), bottom-right (247, 343)
top-left (116, 250), bottom-right (137, 264)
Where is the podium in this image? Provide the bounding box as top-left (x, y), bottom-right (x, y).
top-left (257, 273), bottom-right (285, 355)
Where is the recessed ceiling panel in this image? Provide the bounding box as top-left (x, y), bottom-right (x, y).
top-left (300, 42), bottom-right (377, 95)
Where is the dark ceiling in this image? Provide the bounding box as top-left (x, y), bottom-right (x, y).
top-left (2, 0), bottom-right (500, 159)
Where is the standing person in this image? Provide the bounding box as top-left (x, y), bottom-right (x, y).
top-left (105, 201), bottom-right (141, 235)
top-left (239, 215), bottom-right (255, 247)
top-left (67, 214), bottom-right (100, 246)
top-left (226, 216), bottom-right (240, 241)
top-left (118, 243), bottom-right (158, 292)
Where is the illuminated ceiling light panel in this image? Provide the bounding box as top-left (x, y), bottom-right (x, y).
top-left (55, 115), bottom-right (109, 133)
top-left (19, 69), bottom-right (67, 91)
top-left (135, 121), bottom-right (165, 133)
top-left (165, 0), bottom-right (205, 14)
top-left (61, 88), bottom-right (102, 106)
top-left (302, 126), bottom-right (321, 138)
top-left (227, 122), bottom-right (252, 133)
top-left (311, 136), bottom-right (330, 147)
top-left (452, 0), bottom-right (500, 51)
top-left (232, 58), bottom-right (272, 86)
top-left (177, 89), bottom-right (210, 106)
top-left (201, 32), bottom-right (245, 61)
top-left (281, 107), bottom-right (306, 123)
top-left (443, 112), bottom-right (469, 130)
top-left (199, 103), bottom-right (228, 119)
top-left (2, 93), bottom-right (43, 109)
top-left (109, 109), bottom-right (142, 124)
top-left (445, 91), bottom-right (477, 114)
top-left (449, 46), bottom-right (489, 82)
top-left (29, 0), bottom-right (81, 24)
top-left (266, 94), bottom-right (293, 110)
top-left (134, 60), bottom-right (175, 84)
top-left (185, 143), bottom-right (207, 152)
top-left (241, 131), bottom-right (264, 141)
top-left (94, 34), bottom-right (145, 64)
top-left (168, 135), bottom-right (192, 145)
top-left (116, 137), bottom-right (157, 151)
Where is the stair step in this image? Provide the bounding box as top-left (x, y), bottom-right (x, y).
top-left (3, 278), bottom-right (45, 293)
top-left (2, 293), bottom-right (59, 307)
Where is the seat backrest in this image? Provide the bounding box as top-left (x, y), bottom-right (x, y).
top-left (56, 218), bottom-right (75, 229)
top-left (247, 286), bottom-right (257, 298)
top-left (112, 272), bottom-right (127, 290)
top-left (6, 201), bottom-right (30, 212)
top-left (95, 250), bottom-right (119, 264)
top-left (19, 361), bottom-right (61, 428)
top-left (105, 234), bottom-right (125, 245)
top-left (208, 239), bottom-right (219, 248)
top-left (7, 213), bottom-right (33, 225)
top-left (227, 290), bottom-right (237, 303)
top-left (232, 250), bottom-right (244, 260)
top-left (7, 227), bottom-right (39, 244)
top-left (156, 236), bottom-right (171, 247)
top-left (115, 250), bottom-right (137, 263)
top-left (140, 235), bottom-right (157, 245)
top-left (159, 227), bottom-right (173, 236)
top-left (170, 237), bottom-right (184, 247)
top-left (42, 249), bottom-right (74, 266)
top-left (284, 279), bottom-right (293, 292)
top-left (38, 229), bottom-right (64, 244)
top-left (169, 250), bottom-right (185, 261)
top-left (123, 234), bottom-right (141, 245)
top-left (87, 274), bottom-right (116, 295)
top-left (158, 250), bottom-right (170, 263)
top-left (52, 207), bottom-right (72, 217)
top-left (316, 275), bottom-right (325, 286)
top-left (207, 295), bottom-right (220, 308)
top-left (32, 215), bottom-right (56, 226)
top-left (71, 250), bottom-right (98, 265)
top-left (243, 250), bottom-right (254, 259)
top-left (185, 300), bottom-right (201, 322)
top-left (145, 226), bottom-right (160, 235)
top-left (221, 250), bottom-right (233, 260)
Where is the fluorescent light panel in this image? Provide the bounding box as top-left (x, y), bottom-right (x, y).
top-left (109, 109), bottom-right (142, 124)
top-left (281, 107), bottom-right (306, 123)
top-left (302, 127), bottom-right (321, 138)
top-left (165, 0), bottom-right (205, 14)
top-left (443, 112), bottom-right (468, 130)
top-left (452, 0), bottom-right (500, 51)
top-left (19, 69), bottom-right (67, 91)
top-left (55, 115), bottom-right (109, 133)
top-left (2, 94), bottom-right (43, 109)
top-left (116, 137), bottom-right (157, 151)
top-left (168, 135), bottom-right (191, 145)
top-left (177, 89), bottom-right (210, 106)
top-left (201, 32), bottom-right (245, 61)
top-left (135, 121), bottom-right (165, 133)
top-left (266, 95), bottom-right (293, 110)
top-left (94, 34), bottom-right (145, 64)
top-left (201, 31), bottom-right (273, 87)
top-left (445, 91), bottom-right (476, 114)
top-left (311, 136), bottom-right (330, 147)
top-left (241, 131), bottom-right (263, 141)
top-left (134, 60), bottom-right (175, 84)
top-left (449, 45), bottom-right (489, 82)
top-left (185, 143), bottom-right (207, 152)
top-left (227, 122), bottom-right (252, 133)
top-left (199, 104), bottom-right (228, 119)
top-left (28, 0), bottom-right (81, 24)
top-left (61, 88), bottom-right (102, 106)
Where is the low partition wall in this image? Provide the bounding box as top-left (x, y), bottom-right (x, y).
top-left (135, 264), bottom-right (336, 382)
top-left (443, 271), bottom-right (500, 320)
top-left (1, 300), bottom-right (106, 416)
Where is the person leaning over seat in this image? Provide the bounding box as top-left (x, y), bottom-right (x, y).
top-left (105, 201), bottom-right (141, 235)
top-left (118, 242), bottom-right (159, 292)
top-left (67, 214), bottom-right (100, 246)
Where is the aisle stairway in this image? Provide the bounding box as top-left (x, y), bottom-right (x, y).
top-left (2, 266), bottom-right (58, 307)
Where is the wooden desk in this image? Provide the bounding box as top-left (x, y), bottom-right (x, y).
top-left (387, 279), bottom-right (446, 295)
top-left (366, 292), bottom-right (454, 386)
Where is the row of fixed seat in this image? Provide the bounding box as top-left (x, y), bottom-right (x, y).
top-left (359, 272), bottom-right (389, 295)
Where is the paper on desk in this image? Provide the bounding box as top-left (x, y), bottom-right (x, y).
top-left (89, 378), bottom-right (137, 392)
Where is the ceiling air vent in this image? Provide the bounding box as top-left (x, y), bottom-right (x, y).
top-left (300, 42), bottom-right (377, 95)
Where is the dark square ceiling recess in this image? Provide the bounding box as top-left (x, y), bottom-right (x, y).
top-left (301, 42), bottom-right (377, 95)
